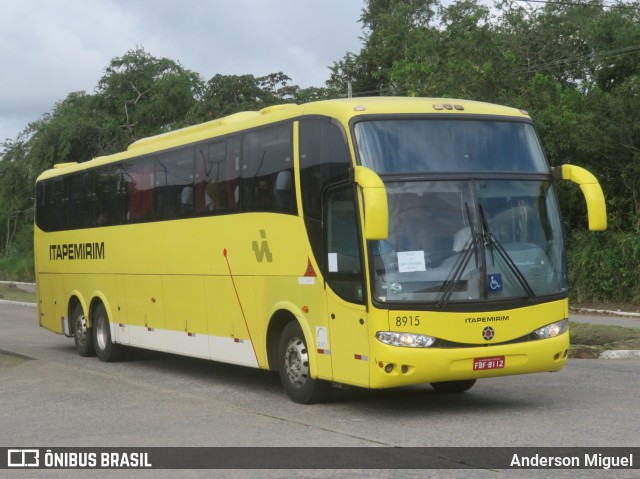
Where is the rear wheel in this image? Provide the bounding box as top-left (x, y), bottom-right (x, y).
top-left (430, 379), bottom-right (477, 394)
top-left (72, 303), bottom-right (95, 357)
top-left (93, 304), bottom-right (125, 362)
top-left (278, 321), bottom-right (329, 404)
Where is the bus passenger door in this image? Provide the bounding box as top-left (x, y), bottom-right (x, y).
top-left (324, 185), bottom-right (370, 387)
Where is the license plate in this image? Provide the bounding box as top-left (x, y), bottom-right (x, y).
top-left (473, 356), bottom-right (505, 371)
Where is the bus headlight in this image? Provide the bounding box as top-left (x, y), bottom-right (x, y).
top-left (533, 319), bottom-right (569, 339)
top-left (376, 332), bottom-right (436, 348)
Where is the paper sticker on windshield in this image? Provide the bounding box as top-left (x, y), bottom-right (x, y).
top-left (488, 274), bottom-right (503, 293)
top-left (398, 251), bottom-right (426, 273)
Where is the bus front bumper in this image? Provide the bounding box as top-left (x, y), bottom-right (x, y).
top-left (369, 333), bottom-right (569, 389)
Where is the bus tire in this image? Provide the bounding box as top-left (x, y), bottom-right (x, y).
top-left (430, 379), bottom-right (477, 394)
top-left (92, 303), bottom-right (125, 362)
top-left (72, 303), bottom-right (95, 357)
top-left (278, 321), bottom-right (329, 404)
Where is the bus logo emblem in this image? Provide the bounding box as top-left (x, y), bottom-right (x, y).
top-left (482, 326), bottom-right (495, 341)
top-left (252, 230), bottom-right (273, 263)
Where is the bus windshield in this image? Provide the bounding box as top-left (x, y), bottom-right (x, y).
top-left (355, 118), bottom-right (565, 307)
top-left (354, 119), bottom-right (548, 173)
top-left (370, 180), bottom-right (566, 306)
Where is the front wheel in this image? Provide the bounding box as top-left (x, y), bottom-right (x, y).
top-left (72, 304), bottom-right (95, 357)
top-left (430, 379), bottom-right (477, 394)
top-left (93, 304), bottom-right (125, 362)
top-left (278, 321), bottom-right (329, 404)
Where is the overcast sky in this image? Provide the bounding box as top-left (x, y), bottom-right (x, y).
top-left (0, 0), bottom-right (365, 144)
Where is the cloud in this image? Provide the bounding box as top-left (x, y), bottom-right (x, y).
top-left (118, 0), bottom-right (363, 85)
top-left (0, 0), bottom-right (133, 140)
top-left (0, 0), bottom-right (364, 143)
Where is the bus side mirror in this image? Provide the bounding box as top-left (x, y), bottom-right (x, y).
top-left (553, 164), bottom-right (607, 231)
top-left (353, 166), bottom-right (389, 240)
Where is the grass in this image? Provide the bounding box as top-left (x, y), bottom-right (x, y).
top-left (0, 283), bottom-right (36, 303)
top-left (569, 321), bottom-right (640, 358)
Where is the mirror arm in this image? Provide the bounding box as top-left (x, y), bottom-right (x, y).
top-left (552, 164), bottom-right (607, 231)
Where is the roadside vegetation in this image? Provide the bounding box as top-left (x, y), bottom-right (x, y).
top-left (0, 283), bottom-right (36, 303)
top-left (569, 322), bottom-right (640, 358)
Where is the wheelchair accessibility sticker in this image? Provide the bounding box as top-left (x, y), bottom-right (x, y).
top-left (488, 274), bottom-right (503, 293)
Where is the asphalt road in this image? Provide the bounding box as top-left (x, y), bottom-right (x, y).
top-left (1, 303), bottom-right (639, 479)
top-left (569, 311), bottom-right (640, 329)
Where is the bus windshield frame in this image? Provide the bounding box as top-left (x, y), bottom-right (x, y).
top-left (352, 116), bottom-right (566, 312)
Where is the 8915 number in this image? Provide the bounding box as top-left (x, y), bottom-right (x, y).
top-left (395, 315), bottom-right (420, 327)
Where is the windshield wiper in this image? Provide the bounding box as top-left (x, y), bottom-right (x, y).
top-left (436, 203), bottom-right (537, 308)
top-left (436, 203), bottom-right (481, 308)
top-left (478, 205), bottom-right (536, 302)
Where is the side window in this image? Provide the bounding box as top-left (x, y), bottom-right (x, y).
top-left (95, 166), bottom-right (127, 226)
top-left (299, 118), bottom-right (351, 269)
top-left (325, 185), bottom-right (364, 303)
top-left (52, 179), bottom-right (67, 230)
top-left (123, 157), bottom-right (155, 222)
top-left (156, 147), bottom-right (195, 219)
top-left (35, 182), bottom-right (48, 231)
top-left (67, 173), bottom-right (94, 229)
top-left (36, 179), bottom-right (66, 232)
top-left (241, 124), bottom-right (295, 214)
top-left (299, 119), bottom-right (350, 221)
top-left (195, 137), bottom-right (240, 214)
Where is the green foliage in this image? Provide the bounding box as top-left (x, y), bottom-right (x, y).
top-left (568, 230), bottom-right (640, 304)
top-left (95, 47), bottom-right (204, 143)
top-left (569, 321), bottom-right (640, 358)
top-left (188, 72), bottom-right (293, 123)
top-left (0, 283), bottom-right (36, 302)
top-left (188, 72), bottom-right (334, 124)
top-left (0, 254), bottom-right (34, 282)
top-left (570, 321), bottom-right (640, 347)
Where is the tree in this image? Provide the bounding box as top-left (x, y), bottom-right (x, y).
top-left (95, 47), bottom-right (203, 143)
top-left (328, 0), bottom-right (439, 97)
top-left (0, 138), bottom-right (31, 257)
top-left (394, 0), bottom-right (500, 99)
top-left (188, 72), bottom-right (332, 123)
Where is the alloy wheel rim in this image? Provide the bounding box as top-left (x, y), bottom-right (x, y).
top-left (284, 337), bottom-right (309, 388)
top-left (96, 316), bottom-right (108, 351)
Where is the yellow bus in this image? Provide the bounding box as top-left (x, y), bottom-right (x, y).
top-left (34, 97), bottom-right (606, 403)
